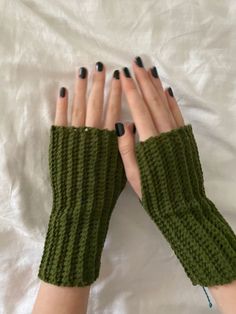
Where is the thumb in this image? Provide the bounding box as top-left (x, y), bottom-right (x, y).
top-left (115, 122), bottom-right (142, 199)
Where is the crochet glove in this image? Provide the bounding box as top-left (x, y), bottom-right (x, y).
top-left (38, 125), bottom-right (127, 287)
top-left (135, 124), bottom-right (236, 287)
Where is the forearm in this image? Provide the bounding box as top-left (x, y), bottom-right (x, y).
top-left (209, 280), bottom-right (236, 314)
top-left (32, 281), bottom-right (90, 314)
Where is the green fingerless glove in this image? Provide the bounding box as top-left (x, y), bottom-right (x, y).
top-left (135, 124), bottom-right (236, 287)
top-left (38, 125), bottom-right (127, 287)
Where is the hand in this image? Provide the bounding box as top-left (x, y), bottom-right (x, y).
top-left (117, 57), bottom-right (236, 314)
top-left (115, 56), bottom-right (185, 199)
top-left (33, 63), bottom-right (127, 314)
top-left (39, 62), bottom-right (127, 287)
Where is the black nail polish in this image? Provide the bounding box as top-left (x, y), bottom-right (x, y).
top-left (123, 67), bottom-right (131, 78)
top-left (60, 87), bottom-right (66, 98)
top-left (79, 67), bottom-right (87, 79)
top-left (151, 66), bottom-right (159, 78)
top-left (133, 123), bottom-right (136, 134)
top-left (135, 56), bottom-right (144, 68)
top-left (96, 61), bottom-right (103, 72)
top-left (167, 87), bottom-right (174, 97)
top-left (115, 123), bottom-right (125, 137)
top-left (113, 70), bottom-right (120, 80)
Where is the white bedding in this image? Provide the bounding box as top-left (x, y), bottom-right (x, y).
top-left (1, 0), bottom-right (236, 313)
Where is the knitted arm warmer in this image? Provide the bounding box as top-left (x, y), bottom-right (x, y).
top-left (38, 125), bottom-right (127, 287)
top-left (135, 124), bottom-right (236, 287)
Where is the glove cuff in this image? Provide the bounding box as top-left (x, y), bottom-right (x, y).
top-left (38, 125), bottom-right (127, 286)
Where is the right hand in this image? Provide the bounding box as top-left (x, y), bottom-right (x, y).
top-left (116, 56), bottom-right (185, 199)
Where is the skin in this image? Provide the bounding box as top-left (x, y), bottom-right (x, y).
top-left (32, 59), bottom-right (236, 314)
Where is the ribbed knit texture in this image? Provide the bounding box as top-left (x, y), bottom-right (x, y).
top-left (135, 124), bottom-right (236, 287)
top-left (38, 125), bottom-right (127, 287)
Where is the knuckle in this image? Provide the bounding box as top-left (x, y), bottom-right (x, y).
top-left (107, 103), bottom-right (119, 116)
top-left (125, 86), bottom-right (137, 97)
top-left (72, 105), bottom-right (79, 116)
top-left (111, 81), bottom-right (121, 91)
top-left (149, 95), bottom-right (161, 106)
top-left (93, 76), bottom-right (105, 85)
top-left (73, 104), bottom-right (86, 118)
top-left (119, 143), bottom-right (132, 156)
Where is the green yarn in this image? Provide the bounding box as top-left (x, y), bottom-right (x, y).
top-left (135, 124), bottom-right (236, 287)
top-left (38, 125), bottom-right (127, 287)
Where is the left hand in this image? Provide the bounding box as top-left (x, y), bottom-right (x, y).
top-left (116, 56), bottom-right (185, 199)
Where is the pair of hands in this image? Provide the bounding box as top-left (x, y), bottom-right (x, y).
top-left (54, 56), bottom-right (185, 200)
top-left (34, 56), bottom-right (236, 314)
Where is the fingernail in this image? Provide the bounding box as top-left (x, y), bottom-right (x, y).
top-left (151, 66), bottom-right (159, 78)
top-left (79, 67), bottom-right (87, 79)
top-left (167, 87), bottom-right (174, 97)
top-left (133, 123), bottom-right (136, 134)
top-left (115, 123), bottom-right (125, 136)
top-left (113, 70), bottom-right (120, 80)
top-left (60, 87), bottom-right (66, 98)
top-left (96, 61), bottom-right (103, 72)
top-left (123, 67), bottom-right (131, 78)
top-left (135, 56), bottom-right (144, 68)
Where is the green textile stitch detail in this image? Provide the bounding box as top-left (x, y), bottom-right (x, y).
top-left (135, 124), bottom-right (236, 287)
top-left (38, 125), bottom-right (127, 287)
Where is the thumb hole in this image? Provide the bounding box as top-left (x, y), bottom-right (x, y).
top-left (117, 122), bottom-right (142, 199)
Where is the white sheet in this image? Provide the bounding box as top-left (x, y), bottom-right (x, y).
top-left (1, 0), bottom-right (236, 313)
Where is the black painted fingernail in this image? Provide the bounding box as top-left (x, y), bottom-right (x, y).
top-left (151, 66), bottom-right (159, 78)
top-left (167, 87), bottom-right (174, 97)
top-left (115, 123), bottom-right (125, 137)
top-left (133, 123), bottom-right (136, 134)
top-left (123, 67), bottom-right (131, 78)
top-left (96, 61), bottom-right (103, 72)
top-left (135, 56), bottom-right (144, 68)
top-left (79, 67), bottom-right (87, 79)
top-left (113, 70), bottom-right (120, 80)
top-left (60, 87), bottom-right (66, 98)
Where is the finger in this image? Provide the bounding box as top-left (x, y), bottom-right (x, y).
top-left (132, 57), bottom-right (174, 133)
top-left (148, 66), bottom-right (167, 104)
top-left (148, 66), bottom-right (177, 129)
top-left (165, 87), bottom-right (185, 127)
top-left (103, 70), bottom-right (121, 131)
top-left (120, 67), bottom-right (157, 142)
top-left (54, 87), bottom-right (68, 126)
top-left (71, 67), bottom-right (88, 127)
top-left (115, 122), bottom-right (141, 199)
top-left (86, 62), bottom-right (105, 129)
